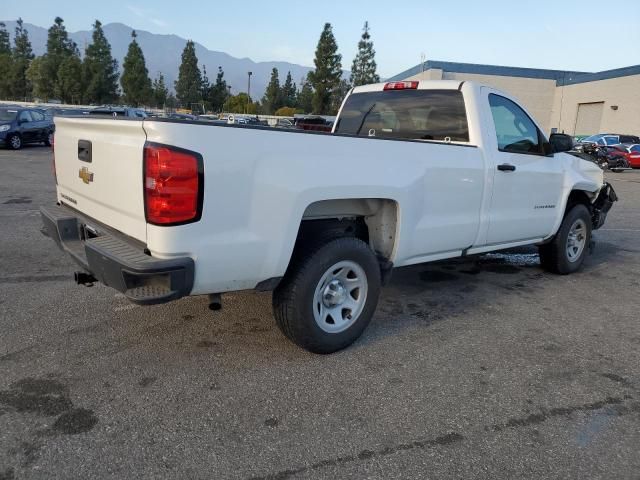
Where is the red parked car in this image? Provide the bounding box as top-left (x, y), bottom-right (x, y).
top-left (623, 144), bottom-right (640, 168)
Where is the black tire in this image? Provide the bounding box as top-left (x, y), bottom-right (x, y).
top-left (7, 133), bottom-right (21, 150)
top-left (273, 237), bottom-right (381, 354)
top-left (44, 131), bottom-right (54, 147)
top-left (539, 204), bottom-right (592, 275)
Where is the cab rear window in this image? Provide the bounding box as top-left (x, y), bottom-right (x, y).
top-left (334, 90), bottom-right (469, 142)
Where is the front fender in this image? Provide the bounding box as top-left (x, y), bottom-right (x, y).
top-left (545, 153), bottom-right (604, 239)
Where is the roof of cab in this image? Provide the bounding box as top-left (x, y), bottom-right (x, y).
top-left (351, 79), bottom-right (466, 94)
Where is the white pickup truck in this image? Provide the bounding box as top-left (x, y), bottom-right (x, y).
top-left (41, 80), bottom-right (617, 353)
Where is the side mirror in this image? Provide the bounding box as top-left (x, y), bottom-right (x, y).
top-left (549, 133), bottom-right (574, 153)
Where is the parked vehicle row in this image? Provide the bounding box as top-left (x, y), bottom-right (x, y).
top-left (575, 133), bottom-right (640, 151)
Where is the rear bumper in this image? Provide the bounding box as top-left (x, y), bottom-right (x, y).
top-left (41, 204), bottom-right (194, 305)
top-left (592, 182), bottom-right (618, 230)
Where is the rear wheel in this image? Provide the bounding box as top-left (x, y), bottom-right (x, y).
top-left (273, 237), bottom-right (381, 354)
top-left (7, 134), bottom-right (21, 150)
top-left (44, 131), bottom-right (54, 147)
top-left (539, 204), bottom-right (592, 274)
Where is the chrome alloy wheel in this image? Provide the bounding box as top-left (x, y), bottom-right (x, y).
top-left (566, 218), bottom-right (587, 262)
top-left (313, 260), bottom-right (368, 333)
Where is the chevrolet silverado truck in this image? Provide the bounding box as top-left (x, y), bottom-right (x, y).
top-left (41, 80), bottom-right (617, 353)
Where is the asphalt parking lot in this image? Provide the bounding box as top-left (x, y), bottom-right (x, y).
top-left (1, 146), bottom-right (639, 480)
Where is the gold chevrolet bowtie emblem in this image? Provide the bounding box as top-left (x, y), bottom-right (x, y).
top-left (79, 166), bottom-right (94, 184)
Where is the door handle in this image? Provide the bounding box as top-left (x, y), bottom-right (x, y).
top-left (497, 164), bottom-right (516, 172)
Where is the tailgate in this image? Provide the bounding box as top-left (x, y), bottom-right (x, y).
top-left (53, 117), bottom-right (147, 242)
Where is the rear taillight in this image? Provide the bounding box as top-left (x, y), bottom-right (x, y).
top-left (144, 143), bottom-right (203, 225)
top-left (383, 81), bottom-right (419, 91)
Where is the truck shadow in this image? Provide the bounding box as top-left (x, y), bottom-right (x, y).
top-left (44, 237), bottom-right (624, 367)
top-left (359, 240), bottom-right (622, 347)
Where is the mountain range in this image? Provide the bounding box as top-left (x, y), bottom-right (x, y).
top-left (1, 20), bottom-right (315, 98)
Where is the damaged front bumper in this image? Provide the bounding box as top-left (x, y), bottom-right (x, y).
top-left (592, 182), bottom-right (618, 230)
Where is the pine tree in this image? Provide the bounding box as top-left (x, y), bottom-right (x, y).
top-left (152, 72), bottom-right (168, 108)
top-left (38, 17), bottom-right (79, 101)
top-left (350, 21), bottom-right (380, 87)
top-left (9, 18), bottom-right (34, 101)
top-left (26, 56), bottom-right (47, 100)
top-left (262, 67), bottom-right (282, 114)
top-left (201, 64), bottom-right (210, 110)
top-left (281, 71), bottom-right (297, 108)
top-left (121, 30), bottom-right (152, 106)
top-left (208, 66), bottom-right (228, 112)
top-left (57, 54), bottom-right (83, 104)
top-left (0, 22), bottom-right (9, 54)
top-left (308, 23), bottom-right (342, 115)
top-left (0, 22), bottom-right (12, 99)
top-left (175, 40), bottom-right (202, 107)
top-left (331, 79), bottom-right (351, 113)
top-left (83, 20), bottom-right (119, 104)
top-left (297, 74), bottom-right (314, 113)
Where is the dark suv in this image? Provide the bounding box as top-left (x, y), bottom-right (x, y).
top-left (0, 107), bottom-right (55, 150)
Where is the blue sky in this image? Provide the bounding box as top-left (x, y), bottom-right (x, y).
top-left (3, 0), bottom-right (639, 77)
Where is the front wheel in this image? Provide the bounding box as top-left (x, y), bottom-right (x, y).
top-left (7, 134), bottom-right (22, 150)
top-left (44, 131), bottom-right (54, 146)
top-left (539, 204), bottom-right (592, 274)
top-left (273, 237), bottom-right (381, 354)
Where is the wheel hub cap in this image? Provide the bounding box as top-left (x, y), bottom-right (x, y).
top-left (566, 219), bottom-right (587, 262)
top-left (323, 280), bottom-right (347, 307)
top-left (313, 260), bottom-right (368, 334)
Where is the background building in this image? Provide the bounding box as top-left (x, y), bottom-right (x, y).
top-left (389, 61), bottom-right (640, 137)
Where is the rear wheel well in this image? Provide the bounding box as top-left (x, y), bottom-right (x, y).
top-left (296, 198), bottom-right (398, 259)
top-left (287, 199), bottom-right (398, 283)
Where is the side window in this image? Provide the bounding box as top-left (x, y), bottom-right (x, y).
top-left (489, 94), bottom-right (543, 154)
top-left (31, 111), bottom-right (45, 121)
top-left (596, 138), bottom-right (606, 145)
top-left (603, 136), bottom-right (618, 145)
top-left (18, 111), bottom-right (32, 123)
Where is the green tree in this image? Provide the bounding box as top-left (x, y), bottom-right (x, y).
top-left (0, 22), bottom-right (9, 54)
top-left (200, 64), bottom-right (211, 110)
top-left (274, 106), bottom-right (296, 117)
top-left (121, 30), bottom-right (152, 106)
top-left (166, 92), bottom-right (177, 110)
top-left (175, 40), bottom-right (202, 107)
top-left (83, 20), bottom-right (119, 104)
top-left (350, 21), bottom-right (380, 87)
top-left (331, 78), bottom-right (351, 113)
top-left (0, 22), bottom-right (14, 99)
top-left (308, 23), bottom-right (342, 114)
top-left (152, 72), bottom-right (168, 108)
top-left (227, 93), bottom-right (256, 114)
top-left (57, 54), bottom-right (84, 104)
top-left (208, 66), bottom-right (228, 112)
top-left (262, 67), bottom-right (282, 114)
top-left (281, 71), bottom-right (297, 108)
top-left (9, 18), bottom-right (34, 101)
top-left (37, 17), bottom-right (80, 100)
top-left (296, 74), bottom-right (314, 113)
top-left (26, 56), bottom-right (47, 100)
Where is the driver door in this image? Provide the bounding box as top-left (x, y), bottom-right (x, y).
top-left (484, 91), bottom-right (565, 245)
top-left (18, 111), bottom-right (36, 143)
